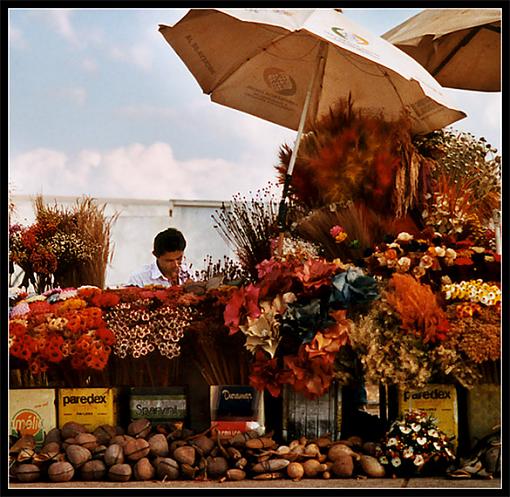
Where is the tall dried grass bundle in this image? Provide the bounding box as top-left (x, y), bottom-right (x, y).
top-left (212, 185), bottom-right (279, 279)
top-left (34, 196), bottom-right (118, 288)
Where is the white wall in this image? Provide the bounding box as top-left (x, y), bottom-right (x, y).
top-left (10, 195), bottom-right (234, 288)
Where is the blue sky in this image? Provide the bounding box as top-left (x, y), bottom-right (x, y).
top-left (8, 8), bottom-right (501, 201)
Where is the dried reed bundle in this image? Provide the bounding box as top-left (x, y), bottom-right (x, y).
top-left (212, 185), bottom-right (279, 279)
top-left (295, 202), bottom-right (419, 262)
top-left (186, 324), bottom-right (250, 386)
top-left (194, 255), bottom-right (248, 283)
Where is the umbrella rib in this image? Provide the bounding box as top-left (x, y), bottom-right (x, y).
top-left (432, 26), bottom-right (481, 77)
top-left (208, 30), bottom-right (322, 93)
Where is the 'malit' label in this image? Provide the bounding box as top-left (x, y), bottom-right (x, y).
top-left (10, 389), bottom-right (56, 448)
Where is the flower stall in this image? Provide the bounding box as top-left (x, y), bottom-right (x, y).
top-left (8, 99), bottom-right (502, 484)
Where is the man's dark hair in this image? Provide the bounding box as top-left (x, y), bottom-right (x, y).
top-left (153, 228), bottom-right (186, 256)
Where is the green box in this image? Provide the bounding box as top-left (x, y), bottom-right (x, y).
top-left (129, 387), bottom-right (187, 423)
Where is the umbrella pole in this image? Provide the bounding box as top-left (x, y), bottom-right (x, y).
top-left (277, 43), bottom-right (326, 250)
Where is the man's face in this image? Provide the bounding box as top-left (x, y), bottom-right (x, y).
top-left (155, 250), bottom-right (184, 282)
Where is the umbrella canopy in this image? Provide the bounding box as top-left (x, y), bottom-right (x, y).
top-left (159, 8), bottom-right (466, 137)
top-left (382, 8), bottom-right (501, 92)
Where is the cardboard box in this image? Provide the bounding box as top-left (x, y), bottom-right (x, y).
top-left (10, 389), bottom-right (56, 447)
top-left (130, 387), bottom-right (187, 424)
top-left (58, 388), bottom-right (117, 431)
top-left (398, 384), bottom-right (458, 448)
top-left (210, 385), bottom-right (264, 438)
top-left (466, 384), bottom-right (501, 449)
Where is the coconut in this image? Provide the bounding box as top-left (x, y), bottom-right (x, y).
top-left (331, 455), bottom-right (354, 477)
top-left (124, 438), bottom-right (150, 461)
top-left (359, 455), bottom-right (385, 478)
top-left (104, 444), bottom-right (124, 466)
top-left (61, 422), bottom-right (87, 440)
top-left (156, 457), bottom-right (180, 481)
top-left (48, 461), bottom-right (75, 482)
top-left (148, 433), bottom-right (169, 457)
top-left (287, 462), bottom-right (304, 481)
top-left (75, 433), bottom-right (98, 451)
top-left (80, 459), bottom-right (107, 481)
top-left (362, 441), bottom-right (378, 456)
top-left (206, 456), bottom-right (229, 479)
top-left (134, 457), bottom-right (155, 481)
top-left (173, 445), bottom-right (196, 466)
top-left (127, 418), bottom-right (152, 439)
top-left (108, 463), bottom-right (132, 482)
top-left (15, 464), bottom-right (40, 483)
top-left (65, 444), bottom-right (92, 468)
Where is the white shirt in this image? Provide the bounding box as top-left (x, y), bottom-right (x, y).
top-left (127, 260), bottom-right (190, 287)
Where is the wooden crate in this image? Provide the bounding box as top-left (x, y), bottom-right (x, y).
top-left (282, 383), bottom-right (341, 442)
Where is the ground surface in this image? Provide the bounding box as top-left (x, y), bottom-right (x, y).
top-left (10, 477), bottom-right (501, 490)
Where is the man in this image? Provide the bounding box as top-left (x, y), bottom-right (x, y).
top-left (128, 228), bottom-right (190, 287)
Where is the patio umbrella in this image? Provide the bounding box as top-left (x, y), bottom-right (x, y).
top-left (159, 8), bottom-right (466, 228)
top-left (382, 8), bottom-right (501, 92)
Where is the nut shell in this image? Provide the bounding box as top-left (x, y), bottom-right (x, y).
top-left (104, 444), bottom-right (124, 466)
top-left (75, 433), bottom-right (98, 450)
top-left (173, 445), bottom-right (196, 466)
top-left (127, 418), bottom-right (152, 439)
top-left (66, 444), bottom-right (92, 467)
top-left (287, 462), bottom-right (304, 481)
top-left (302, 459), bottom-right (327, 478)
top-left (134, 457), bottom-right (155, 481)
top-left (206, 456), bottom-right (229, 479)
top-left (61, 422), bottom-right (87, 440)
top-left (226, 468), bottom-right (246, 481)
top-left (44, 428), bottom-right (62, 445)
top-left (148, 433), bottom-right (169, 457)
top-left (359, 455), bottom-right (386, 478)
top-left (108, 463), bottom-right (132, 482)
top-left (15, 464), bottom-right (40, 483)
top-left (156, 458), bottom-right (180, 480)
top-left (110, 434), bottom-right (135, 447)
top-left (331, 455), bottom-right (354, 478)
top-left (93, 425), bottom-right (117, 445)
top-left (80, 459), bottom-right (107, 481)
top-left (48, 461), bottom-right (75, 482)
top-left (124, 438), bottom-right (150, 461)
top-left (190, 435), bottom-right (215, 457)
top-left (328, 443), bottom-right (359, 461)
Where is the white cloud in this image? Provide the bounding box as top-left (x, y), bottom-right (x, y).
top-left (56, 87), bottom-right (87, 106)
top-left (108, 43), bottom-right (154, 71)
top-left (43, 9), bottom-right (80, 46)
top-left (9, 142), bottom-right (283, 201)
top-left (81, 57), bottom-right (98, 73)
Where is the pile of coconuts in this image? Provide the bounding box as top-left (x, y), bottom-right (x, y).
top-left (10, 420), bottom-right (386, 483)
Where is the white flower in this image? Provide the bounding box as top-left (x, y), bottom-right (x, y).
top-left (387, 438), bottom-right (398, 447)
top-left (434, 246), bottom-right (446, 257)
top-left (433, 442), bottom-right (442, 451)
top-left (403, 447), bottom-right (414, 458)
top-left (391, 457), bottom-right (402, 467)
top-left (413, 455), bottom-right (425, 466)
top-left (379, 456), bottom-right (388, 465)
top-left (427, 429), bottom-right (439, 438)
top-left (399, 425), bottom-right (412, 435)
top-left (397, 232), bottom-right (413, 242)
top-left (411, 423), bottom-right (422, 432)
top-left (417, 437), bottom-right (428, 445)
